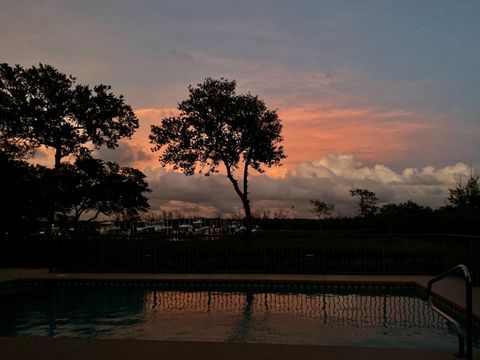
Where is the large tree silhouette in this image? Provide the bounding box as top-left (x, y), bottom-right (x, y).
top-left (1, 63), bottom-right (139, 233)
top-left (56, 156), bottom-right (150, 230)
top-left (0, 63), bottom-right (138, 167)
top-left (150, 78), bottom-right (285, 237)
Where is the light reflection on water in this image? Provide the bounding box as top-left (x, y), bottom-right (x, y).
top-left (0, 287), bottom-right (478, 349)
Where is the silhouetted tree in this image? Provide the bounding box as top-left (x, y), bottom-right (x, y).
top-left (0, 63), bottom-right (139, 233)
top-left (150, 78), bottom-right (285, 238)
top-left (350, 188), bottom-right (378, 218)
top-left (310, 200), bottom-right (335, 231)
top-left (56, 156), bottom-right (150, 230)
top-left (310, 200), bottom-right (335, 220)
top-left (447, 175), bottom-right (480, 211)
top-left (0, 63), bottom-right (138, 167)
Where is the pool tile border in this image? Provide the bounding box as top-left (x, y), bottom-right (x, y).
top-left (3, 277), bottom-right (419, 293)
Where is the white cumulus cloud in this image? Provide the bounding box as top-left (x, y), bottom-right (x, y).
top-left (142, 153), bottom-right (477, 218)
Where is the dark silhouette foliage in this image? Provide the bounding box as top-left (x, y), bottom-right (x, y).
top-left (0, 63), bottom-right (140, 234)
top-left (350, 188), bottom-right (378, 218)
top-left (380, 200), bottom-right (432, 217)
top-left (56, 156), bottom-right (151, 229)
top-left (0, 154), bottom-right (49, 234)
top-left (150, 77), bottom-right (285, 236)
top-left (447, 175), bottom-right (480, 211)
top-left (0, 63), bottom-right (139, 167)
top-left (378, 200), bottom-right (433, 233)
top-left (310, 200), bottom-right (335, 220)
top-left (0, 66), bottom-right (37, 158)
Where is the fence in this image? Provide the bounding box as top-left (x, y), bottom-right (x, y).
top-left (1, 232), bottom-right (477, 283)
top-left (43, 232), bottom-right (479, 283)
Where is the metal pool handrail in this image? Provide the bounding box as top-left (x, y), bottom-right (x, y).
top-left (426, 264), bottom-right (473, 360)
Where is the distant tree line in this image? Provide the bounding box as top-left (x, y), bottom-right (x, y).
top-left (306, 178), bottom-right (480, 234)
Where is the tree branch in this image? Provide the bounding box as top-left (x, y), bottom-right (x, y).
top-left (224, 160), bottom-right (244, 200)
top-left (74, 206), bottom-right (87, 219)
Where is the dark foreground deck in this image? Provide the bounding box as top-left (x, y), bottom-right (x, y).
top-left (0, 337), bottom-right (471, 360)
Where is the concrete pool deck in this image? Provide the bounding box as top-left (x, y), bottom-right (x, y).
top-left (0, 268), bottom-right (479, 360)
top-left (0, 337), bottom-right (473, 360)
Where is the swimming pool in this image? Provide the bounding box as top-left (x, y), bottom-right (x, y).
top-left (0, 281), bottom-right (478, 350)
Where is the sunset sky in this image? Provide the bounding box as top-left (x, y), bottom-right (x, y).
top-left (2, 1), bottom-right (480, 217)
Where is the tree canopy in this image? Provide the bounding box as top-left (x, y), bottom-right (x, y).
top-left (0, 154), bottom-right (150, 234)
top-left (310, 200), bottom-right (335, 220)
top-left (150, 77), bottom-right (285, 235)
top-left (0, 63), bottom-right (139, 166)
top-left (350, 188), bottom-right (378, 218)
top-left (1, 63), bottom-right (145, 234)
top-left (447, 175), bottom-right (480, 211)
top-left (56, 156), bottom-right (151, 228)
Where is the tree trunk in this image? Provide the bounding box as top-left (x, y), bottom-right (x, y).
top-left (241, 194), bottom-right (253, 244)
top-left (45, 148), bottom-right (62, 237)
top-left (241, 150), bottom-right (253, 244)
top-left (45, 148), bottom-right (62, 273)
top-left (224, 161), bottom-right (253, 245)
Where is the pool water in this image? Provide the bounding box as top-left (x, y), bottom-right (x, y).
top-left (0, 284), bottom-right (478, 349)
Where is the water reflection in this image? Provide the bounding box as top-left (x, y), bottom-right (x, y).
top-left (228, 291), bottom-right (254, 342)
top-left (0, 286), bottom-right (478, 349)
top-left (0, 287), bottom-right (145, 338)
top-left (143, 290), bottom-right (445, 329)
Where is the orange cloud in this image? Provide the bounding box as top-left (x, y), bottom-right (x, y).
top-left (122, 107), bottom-right (179, 169)
top-left (28, 103), bottom-right (444, 181)
top-left (125, 104), bottom-right (443, 179)
top-left (276, 104), bottom-right (438, 171)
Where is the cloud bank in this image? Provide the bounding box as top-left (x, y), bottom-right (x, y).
top-left (143, 153), bottom-right (476, 218)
